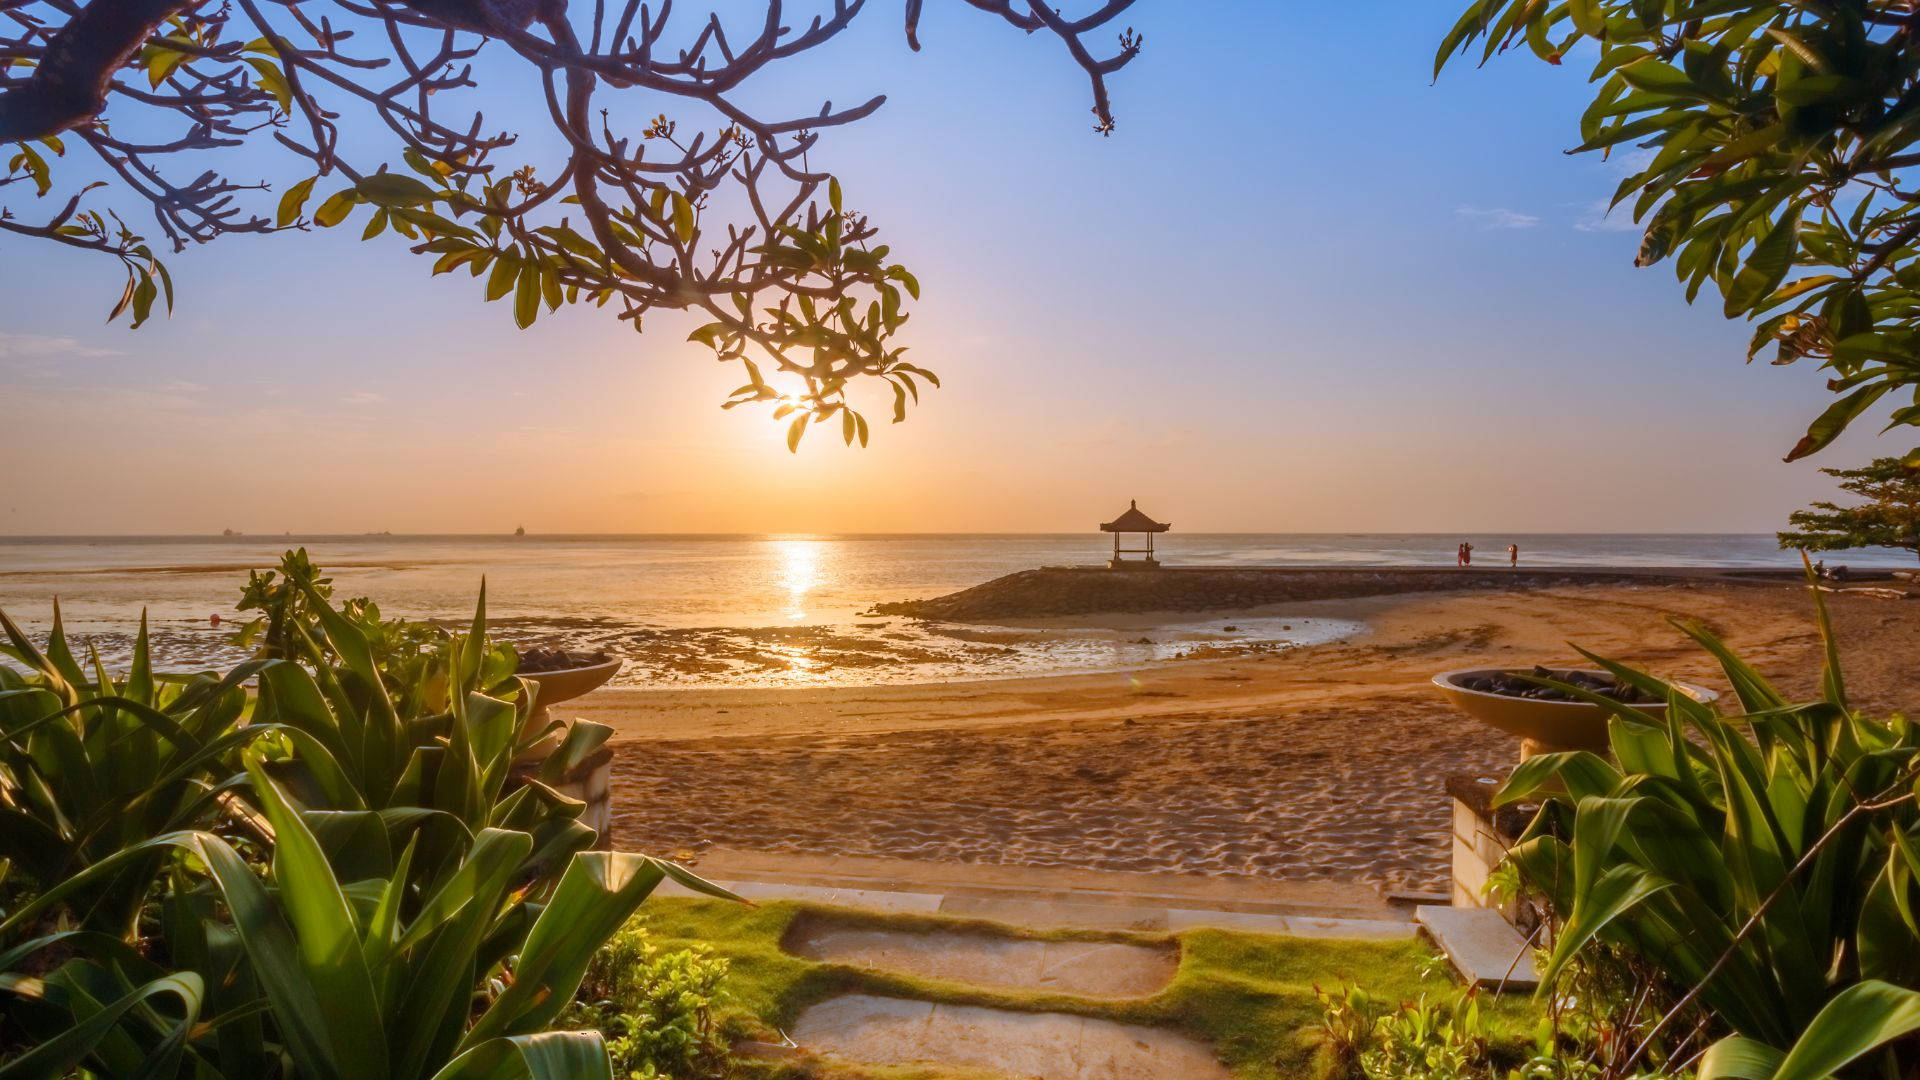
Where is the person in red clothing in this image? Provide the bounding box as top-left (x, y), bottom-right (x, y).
top-left (1507, 543), bottom-right (1518, 568)
top-left (1461, 541), bottom-right (1473, 566)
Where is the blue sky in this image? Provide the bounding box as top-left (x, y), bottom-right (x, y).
top-left (1, 1), bottom-right (1906, 535)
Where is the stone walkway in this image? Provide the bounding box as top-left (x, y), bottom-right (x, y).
top-left (792, 994), bottom-right (1231, 1080)
top-left (787, 914), bottom-right (1178, 998)
top-left (655, 851), bottom-right (1431, 1078)
top-left (659, 848), bottom-right (1420, 939)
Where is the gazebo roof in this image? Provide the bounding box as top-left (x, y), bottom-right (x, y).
top-left (1100, 500), bottom-right (1170, 533)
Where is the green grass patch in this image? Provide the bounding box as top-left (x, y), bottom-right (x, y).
top-left (627, 897), bottom-right (1542, 1080)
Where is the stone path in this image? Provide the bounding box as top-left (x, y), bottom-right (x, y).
top-left (1415, 905), bottom-right (1541, 990)
top-left (787, 914), bottom-right (1178, 998)
top-left (654, 852), bottom-right (1442, 1078)
top-left (791, 994), bottom-right (1232, 1080)
top-left (659, 848), bottom-right (1419, 939)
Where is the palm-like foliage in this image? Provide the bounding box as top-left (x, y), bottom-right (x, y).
top-left (0, 558), bottom-right (731, 1078)
top-left (254, 577), bottom-right (607, 880)
top-left (1499, 581), bottom-right (1920, 1077)
top-left (0, 604), bottom-right (332, 931)
top-left (0, 762), bottom-right (721, 1079)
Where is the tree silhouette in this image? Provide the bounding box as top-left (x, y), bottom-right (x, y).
top-left (0, 1), bottom-right (1142, 448)
top-left (1779, 457), bottom-right (1920, 564)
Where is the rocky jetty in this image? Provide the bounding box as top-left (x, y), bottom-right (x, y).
top-left (871, 566), bottom-right (1778, 623)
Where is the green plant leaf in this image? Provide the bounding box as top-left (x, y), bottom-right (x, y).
top-left (277, 176), bottom-right (318, 227)
top-left (0, 971), bottom-right (203, 1080)
top-left (1769, 981), bottom-right (1920, 1080)
top-left (430, 1032), bottom-right (613, 1080)
top-left (244, 759), bottom-right (391, 1079)
top-left (314, 189), bottom-right (359, 228)
top-left (514, 265), bottom-right (541, 328)
top-left (459, 853), bottom-right (678, 1047)
top-left (358, 172), bottom-right (440, 207)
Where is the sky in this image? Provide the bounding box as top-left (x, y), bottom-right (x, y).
top-left (2, 1), bottom-right (1911, 536)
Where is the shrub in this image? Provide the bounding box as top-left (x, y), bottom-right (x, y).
top-left (566, 926), bottom-right (731, 1080)
top-left (1317, 985), bottom-right (1674, 1080)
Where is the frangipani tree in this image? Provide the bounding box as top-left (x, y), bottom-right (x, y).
top-left (0, 0), bottom-right (1142, 449)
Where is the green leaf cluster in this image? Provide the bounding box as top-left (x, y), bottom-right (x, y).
top-left (1778, 455), bottom-right (1920, 562)
top-left (699, 180), bottom-right (934, 452)
top-left (0, 555), bottom-right (736, 1078)
top-left (1439, 0), bottom-right (1920, 464)
top-left (560, 927), bottom-right (729, 1080)
top-left (1493, 573), bottom-right (1920, 1077)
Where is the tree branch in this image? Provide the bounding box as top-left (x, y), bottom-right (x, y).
top-left (0, 0), bottom-right (193, 141)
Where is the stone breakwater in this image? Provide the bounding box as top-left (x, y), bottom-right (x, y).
top-left (870, 566), bottom-right (1784, 622)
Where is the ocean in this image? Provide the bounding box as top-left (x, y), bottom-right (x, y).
top-left (1, 533), bottom-right (1907, 687)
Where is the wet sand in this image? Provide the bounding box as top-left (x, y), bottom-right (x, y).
top-left (587, 581), bottom-right (1920, 894)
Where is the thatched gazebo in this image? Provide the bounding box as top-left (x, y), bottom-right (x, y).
top-left (1100, 499), bottom-right (1170, 569)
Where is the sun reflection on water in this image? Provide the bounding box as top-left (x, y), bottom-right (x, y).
top-left (772, 537), bottom-right (822, 622)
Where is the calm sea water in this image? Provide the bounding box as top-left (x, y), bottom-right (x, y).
top-left (1, 533), bottom-right (1905, 687)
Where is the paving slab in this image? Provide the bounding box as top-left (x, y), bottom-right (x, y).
top-left (691, 848), bottom-right (1405, 920)
top-left (1279, 915), bottom-right (1420, 941)
top-left (935, 894), bottom-right (1171, 932)
top-left (655, 876), bottom-right (946, 914)
top-left (1161, 907), bottom-right (1295, 935)
top-left (791, 994), bottom-right (1231, 1079)
top-left (787, 916), bottom-right (1178, 998)
top-left (657, 865), bottom-right (1417, 939)
top-left (1415, 905), bottom-right (1541, 989)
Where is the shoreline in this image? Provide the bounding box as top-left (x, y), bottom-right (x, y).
top-left (573, 574), bottom-right (1881, 743)
top-left (592, 580), bottom-right (1920, 892)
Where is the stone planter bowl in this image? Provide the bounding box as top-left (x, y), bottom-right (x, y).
top-left (1432, 667), bottom-right (1718, 756)
top-left (515, 658), bottom-right (621, 760)
top-left (519, 657), bottom-right (622, 708)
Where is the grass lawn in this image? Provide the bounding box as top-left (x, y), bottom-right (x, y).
top-left (628, 897), bottom-right (1542, 1080)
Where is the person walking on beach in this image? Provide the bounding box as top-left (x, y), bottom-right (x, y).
top-left (1455, 542), bottom-right (1465, 566)
top-left (1507, 543), bottom-right (1518, 568)
top-left (1461, 541), bottom-right (1474, 566)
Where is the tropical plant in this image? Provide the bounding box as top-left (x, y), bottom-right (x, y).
top-left (0, 760), bottom-right (728, 1079)
top-left (0, 603), bottom-right (327, 931)
top-left (563, 926), bottom-right (730, 1080)
top-left (0, 2), bottom-right (1141, 448)
top-left (1779, 456), bottom-right (1920, 564)
top-left (232, 547), bottom-right (344, 661)
top-left (1316, 984), bottom-right (1658, 1080)
top-left (1437, 0), bottom-right (1920, 464)
top-left (1493, 576), bottom-right (1920, 1078)
top-left (1318, 986), bottom-right (1488, 1080)
top-left (233, 549), bottom-right (475, 715)
top-left (0, 566), bottom-right (735, 1078)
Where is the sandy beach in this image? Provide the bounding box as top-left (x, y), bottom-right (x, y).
top-left (587, 579), bottom-right (1920, 894)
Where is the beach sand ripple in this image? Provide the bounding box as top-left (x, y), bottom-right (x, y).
top-left (599, 583), bottom-right (1920, 896)
top-left (607, 695), bottom-right (1512, 894)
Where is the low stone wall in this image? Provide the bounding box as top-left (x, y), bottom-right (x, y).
top-left (1445, 774), bottom-right (1533, 918)
top-left (871, 566), bottom-right (1772, 623)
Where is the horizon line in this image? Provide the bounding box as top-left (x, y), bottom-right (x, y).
top-left (0, 529), bottom-right (1805, 540)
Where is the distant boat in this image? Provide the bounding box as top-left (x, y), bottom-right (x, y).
top-left (221, 528), bottom-right (240, 537)
top-left (515, 526), bottom-right (526, 537)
